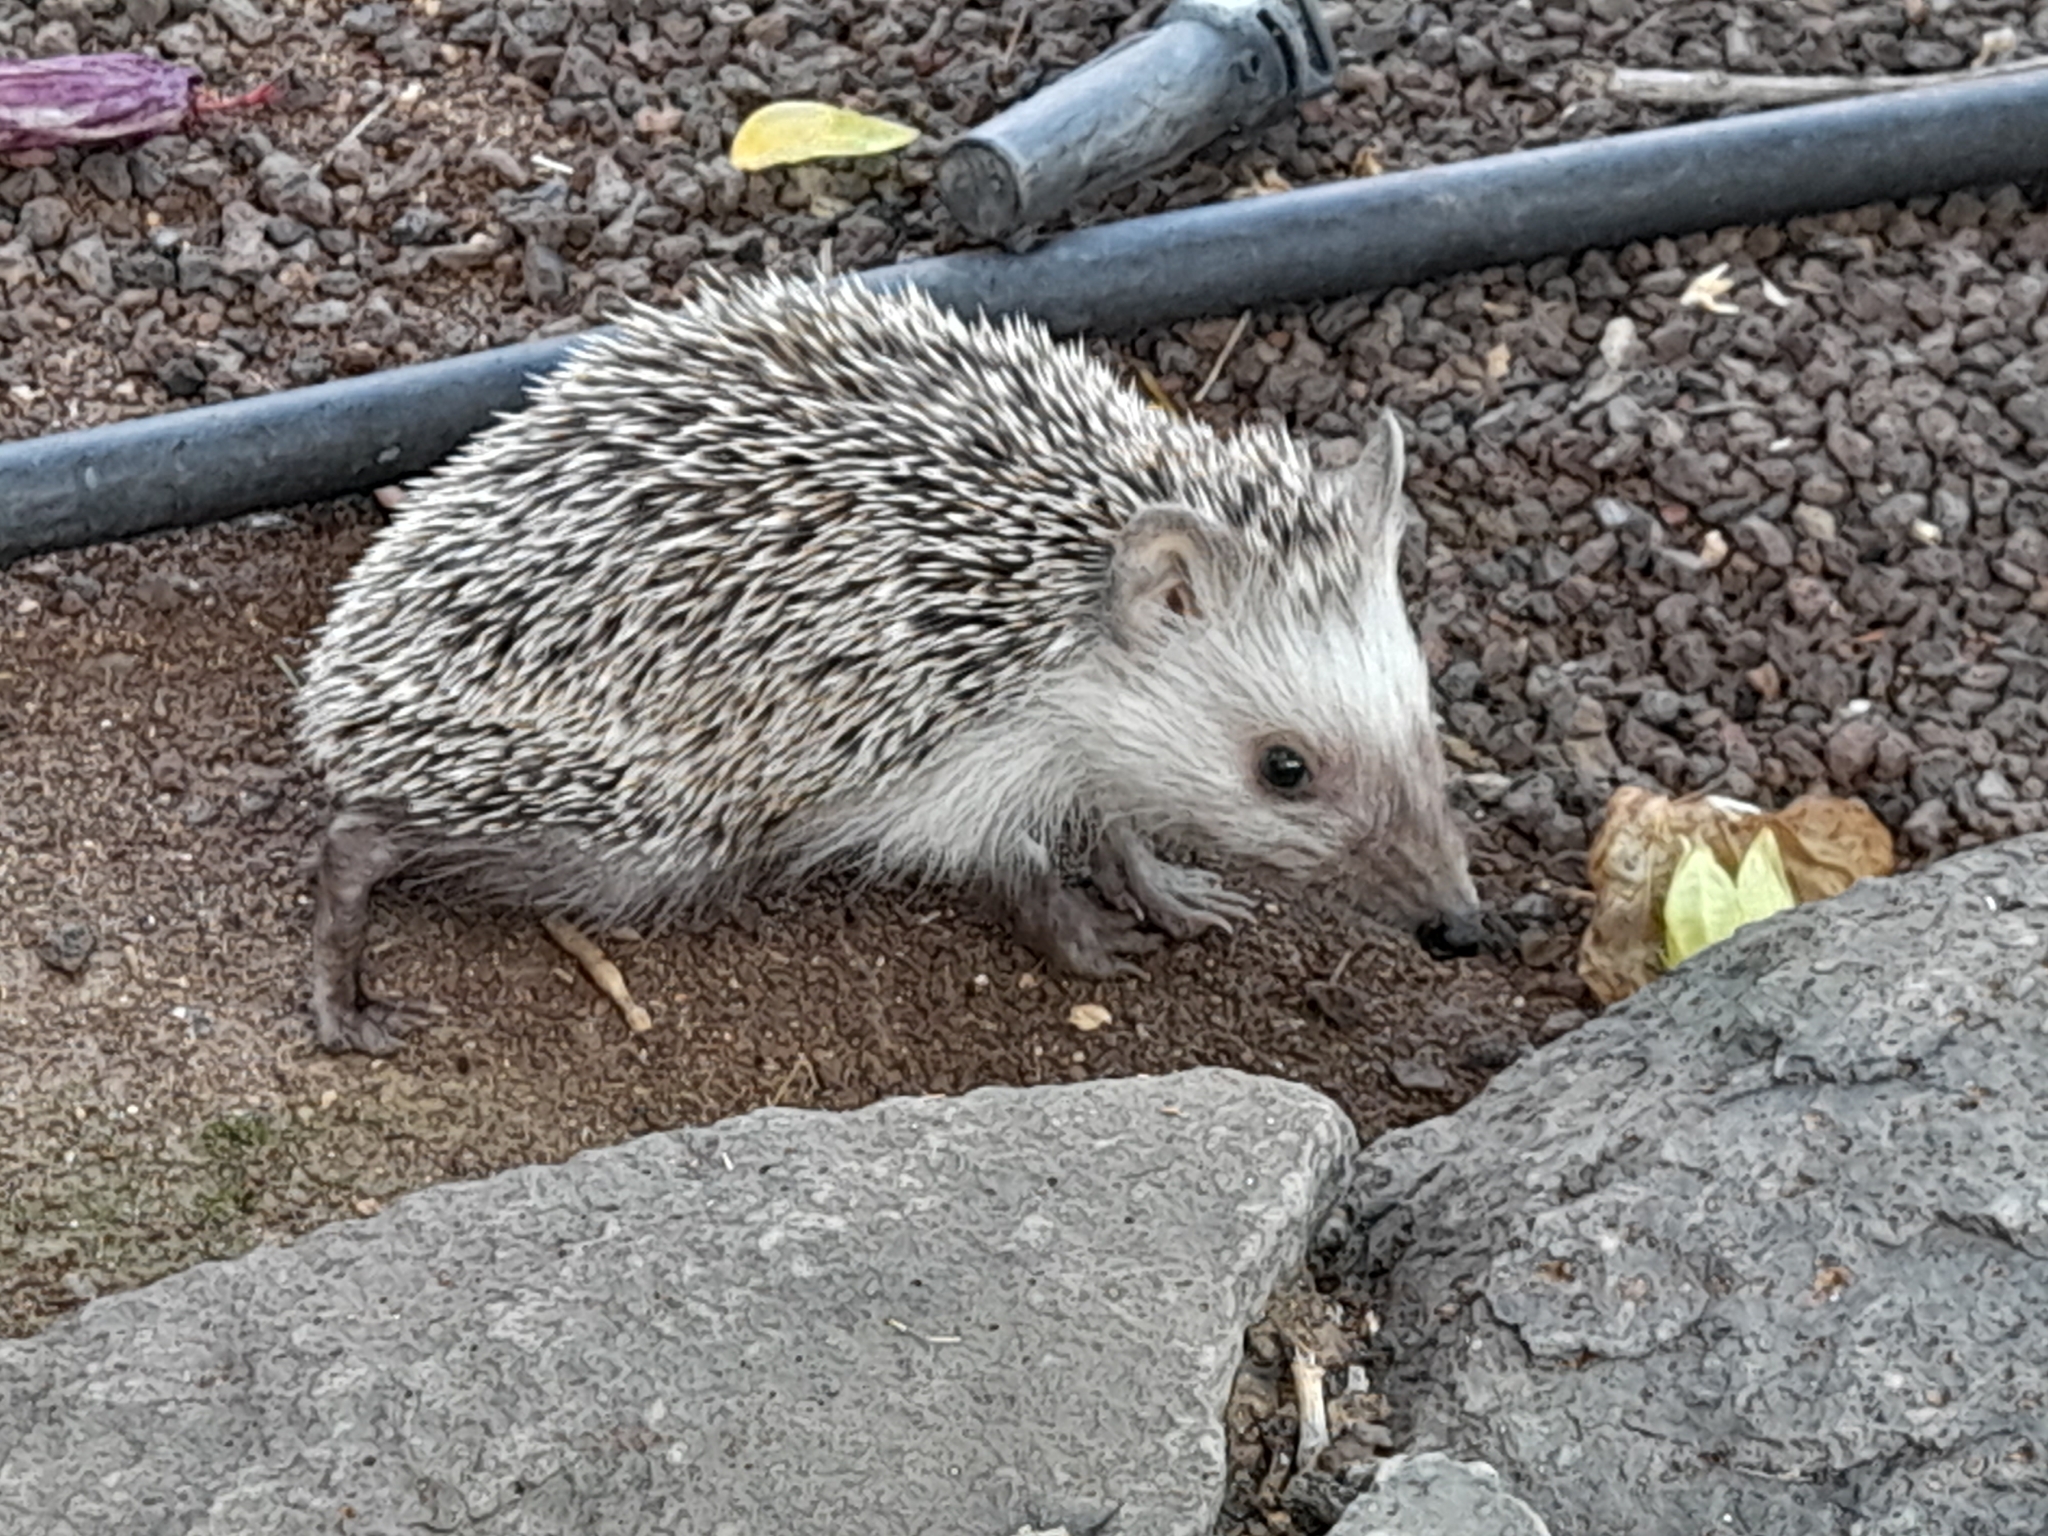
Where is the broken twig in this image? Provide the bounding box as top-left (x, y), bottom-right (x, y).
top-left (1194, 311), bottom-right (1252, 404)
top-left (542, 915), bottom-right (653, 1034)
top-left (1602, 51), bottom-right (2048, 110)
top-left (1291, 1347), bottom-right (1330, 1466)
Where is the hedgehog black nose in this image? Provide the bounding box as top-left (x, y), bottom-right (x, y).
top-left (1416, 908), bottom-right (1512, 961)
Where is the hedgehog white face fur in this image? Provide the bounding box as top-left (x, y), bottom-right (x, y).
top-left (1080, 435), bottom-right (1479, 929)
top-left (296, 275), bottom-right (1495, 1054)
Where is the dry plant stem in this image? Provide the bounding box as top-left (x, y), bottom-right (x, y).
top-left (1134, 364), bottom-right (1178, 413)
top-left (1194, 311), bottom-right (1252, 403)
top-left (768, 1051), bottom-right (818, 1106)
top-left (1290, 1348), bottom-right (1330, 1465)
top-left (1603, 53), bottom-right (2048, 109)
top-left (322, 92), bottom-right (393, 168)
top-left (542, 915), bottom-right (654, 1033)
top-left (194, 77), bottom-right (283, 117)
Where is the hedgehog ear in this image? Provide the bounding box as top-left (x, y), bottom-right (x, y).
top-left (1107, 505), bottom-right (1232, 643)
top-left (1323, 408), bottom-right (1410, 560)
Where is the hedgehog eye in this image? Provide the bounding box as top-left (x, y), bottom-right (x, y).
top-left (1259, 744), bottom-right (1311, 794)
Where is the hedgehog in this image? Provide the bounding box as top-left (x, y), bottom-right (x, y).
top-left (296, 274), bottom-right (1495, 1055)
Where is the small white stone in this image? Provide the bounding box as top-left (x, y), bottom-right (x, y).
top-left (1598, 315), bottom-right (1640, 371)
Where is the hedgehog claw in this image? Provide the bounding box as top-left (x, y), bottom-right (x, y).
top-left (1092, 827), bottom-right (1256, 942)
top-left (315, 996), bottom-right (420, 1058)
top-left (1003, 877), bottom-right (1161, 980)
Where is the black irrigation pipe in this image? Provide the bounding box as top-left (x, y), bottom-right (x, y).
top-left (7, 67), bottom-right (2048, 566)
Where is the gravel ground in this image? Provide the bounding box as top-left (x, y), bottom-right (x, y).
top-left (6, 0), bottom-right (2048, 1530)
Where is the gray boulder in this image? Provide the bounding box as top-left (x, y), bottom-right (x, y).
top-left (1329, 1454), bottom-right (1551, 1536)
top-left (0, 1068), bottom-right (1356, 1535)
top-left (1329, 834), bottom-right (2048, 1535)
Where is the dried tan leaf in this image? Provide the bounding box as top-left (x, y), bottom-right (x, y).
top-left (1973, 26), bottom-right (2019, 68)
top-left (1226, 166), bottom-right (1294, 199)
top-left (1678, 261), bottom-right (1740, 315)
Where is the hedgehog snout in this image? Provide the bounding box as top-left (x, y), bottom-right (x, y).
top-left (1416, 905), bottom-right (1515, 961)
top-left (1336, 785), bottom-right (1499, 958)
top-left (1400, 834), bottom-right (1510, 961)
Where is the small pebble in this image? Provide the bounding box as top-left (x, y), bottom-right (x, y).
top-left (36, 922), bottom-right (96, 976)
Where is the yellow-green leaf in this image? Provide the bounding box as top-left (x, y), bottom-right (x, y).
top-left (729, 101), bottom-right (919, 171)
top-left (1733, 827), bottom-right (1797, 928)
top-left (1662, 838), bottom-right (1743, 968)
top-left (1662, 829), bottom-right (1800, 969)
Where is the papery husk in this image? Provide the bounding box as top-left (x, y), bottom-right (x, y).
top-left (1578, 786), bottom-right (1896, 1004)
top-left (0, 54), bottom-right (200, 152)
top-left (0, 53), bottom-right (275, 155)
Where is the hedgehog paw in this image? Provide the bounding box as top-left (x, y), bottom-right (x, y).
top-left (312, 995), bottom-right (421, 1058)
top-left (1093, 828), bottom-right (1257, 941)
top-left (1005, 879), bottom-right (1162, 981)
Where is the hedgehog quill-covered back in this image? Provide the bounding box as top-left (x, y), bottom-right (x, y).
top-left (296, 275), bottom-right (1493, 1054)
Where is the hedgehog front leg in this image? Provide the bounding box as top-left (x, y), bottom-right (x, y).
top-left (309, 808), bottom-right (414, 1056)
top-left (1091, 823), bottom-right (1258, 940)
top-left (997, 835), bottom-right (1163, 980)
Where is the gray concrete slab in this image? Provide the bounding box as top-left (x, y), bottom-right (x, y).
top-left (1330, 1455), bottom-right (1551, 1536)
top-left (0, 1068), bottom-right (1356, 1535)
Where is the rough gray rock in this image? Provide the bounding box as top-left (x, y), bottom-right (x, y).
top-left (1328, 835), bottom-right (2048, 1536)
top-left (0, 1069), bottom-right (1355, 1536)
top-left (16, 194), bottom-right (69, 250)
top-left (254, 151), bottom-right (336, 229)
top-left (54, 235), bottom-right (113, 299)
top-left (1330, 1454), bottom-right (1551, 1536)
top-left (208, 0), bottom-right (275, 45)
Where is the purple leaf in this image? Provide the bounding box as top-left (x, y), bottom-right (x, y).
top-left (0, 53), bottom-right (203, 153)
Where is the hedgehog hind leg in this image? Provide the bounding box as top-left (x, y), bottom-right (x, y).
top-left (309, 807), bottom-right (416, 1056)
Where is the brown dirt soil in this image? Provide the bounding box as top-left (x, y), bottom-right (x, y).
top-left (0, 500), bottom-right (1571, 1339)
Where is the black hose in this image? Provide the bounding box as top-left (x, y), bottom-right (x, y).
top-left (1, 333), bottom-right (588, 565)
top-left (937, 17), bottom-right (1293, 242)
top-left (6, 68), bottom-right (2048, 566)
top-left (870, 65), bottom-right (2048, 330)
